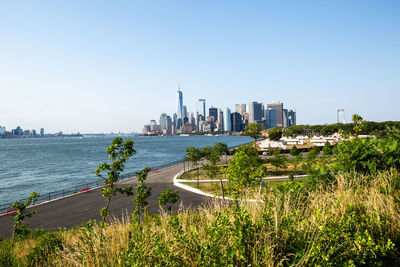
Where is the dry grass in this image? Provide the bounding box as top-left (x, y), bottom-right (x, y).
top-left (7, 171), bottom-right (400, 266)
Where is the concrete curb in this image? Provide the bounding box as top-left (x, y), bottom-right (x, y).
top-left (173, 172), bottom-right (260, 203)
top-left (173, 172), bottom-right (309, 203)
top-left (175, 174), bottom-right (308, 184)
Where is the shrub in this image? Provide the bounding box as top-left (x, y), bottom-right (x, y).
top-left (26, 232), bottom-right (63, 265)
top-left (333, 136), bottom-right (400, 174)
top-left (0, 240), bottom-right (15, 266)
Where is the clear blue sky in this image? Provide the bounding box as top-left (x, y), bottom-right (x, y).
top-left (1, 1), bottom-right (399, 133)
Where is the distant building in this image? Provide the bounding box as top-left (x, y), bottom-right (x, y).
top-left (40, 128), bottom-right (44, 137)
top-left (223, 108), bottom-right (231, 132)
top-left (288, 110), bottom-right (296, 127)
top-left (24, 130), bottom-right (31, 136)
top-left (235, 104), bottom-right (246, 115)
top-left (177, 87), bottom-right (183, 120)
top-left (180, 124), bottom-right (193, 133)
top-left (217, 108), bottom-right (224, 131)
top-left (173, 113), bottom-right (177, 128)
top-left (264, 108), bottom-right (277, 129)
top-left (165, 116), bottom-right (172, 135)
top-left (282, 109), bottom-right (288, 128)
top-left (183, 105), bottom-right (188, 118)
top-left (142, 125), bottom-right (150, 134)
top-left (209, 107), bottom-right (218, 122)
top-left (231, 112), bottom-right (242, 132)
top-left (190, 113), bottom-right (196, 129)
top-left (267, 101), bottom-right (283, 127)
top-left (149, 120), bottom-right (158, 131)
top-left (12, 126), bottom-right (23, 136)
top-left (196, 114), bottom-right (204, 131)
top-left (159, 113), bottom-right (168, 131)
top-left (248, 102), bottom-right (263, 123)
top-left (206, 116), bottom-right (216, 132)
top-left (199, 120), bottom-right (209, 132)
top-left (235, 104), bottom-right (241, 113)
top-left (241, 104), bottom-right (246, 114)
top-left (198, 99), bottom-right (206, 118)
top-left (0, 126), bottom-right (5, 135)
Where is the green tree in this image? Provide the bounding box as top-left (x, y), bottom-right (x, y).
top-left (11, 192), bottom-right (40, 242)
top-left (184, 146), bottom-right (203, 186)
top-left (201, 143), bottom-right (228, 199)
top-left (134, 167), bottom-right (152, 219)
top-left (244, 122), bottom-right (265, 144)
top-left (290, 145), bottom-right (300, 156)
top-left (95, 137), bottom-right (135, 220)
top-left (268, 127), bottom-right (283, 141)
top-left (303, 146), bottom-right (320, 172)
top-left (322, 141), bottom-right (333, 156)
top-left (352, 114), bottom-right (365, 135)
top-left (158, 188), bottom-right (179, 213)
top-left (292, 154), bottom-right (302, 173)
top-left (269, 149), bottom-right (287, 172)
top-left (283, 129), bottom-right (294, 137)
top-left (333, 136), bottom-right (400, 174)
top-left (214, 142), bottom-right (229, 157)
top-left (307, 146), bottom-right (320, 161)
top-left (226, 145), bottom-right (266, 195)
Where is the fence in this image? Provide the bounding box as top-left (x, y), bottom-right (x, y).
top-left (0, 140), bottom-right (252, 215)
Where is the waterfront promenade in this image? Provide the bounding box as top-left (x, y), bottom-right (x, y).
top-left (0, 163), bottom-right (206, 238)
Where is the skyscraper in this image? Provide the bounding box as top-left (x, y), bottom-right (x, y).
top-left (159, 113), bottom-right (168, 131)
top-left (217, 108), bottom-right (224, 131)
top-left (288, 110), bottom-right (296, 127)
top-left (0, 126), bottom-right (6, 135)
top-left (241, 104), bottom-right (246, 114)
top-left (190, 112), bottom-right (196, 128)
top-left (265, 108), bottom-right (277, 129)
top-left (223, 108), bottom-right (231, 132)
top-left (166, 116), bottom-right (173, 135)
top-left (231, 112), bottom-right (242, 132)
top-left (267, 101), bottom-right (283, 127)
top-left (172, 113), bottom-right (177, 128)
top-left (40, 128), bottom-right (44, 137)
top-left (183, 105), bottom-right (188, 118)
top-left (209, 106), bottom-right (218, 122)
top-left (248, 102), bottom-right (263, 123)
top-left (235, 104), bottom-right (241, 113)
top-left (282, 109), bottom-right (288, 128)
top-left (235, 104), bottom-right (246, 115)
top-left (198, 99), bottom-right (206, 118)
top-left (177, 86), bottom-right (183, 120)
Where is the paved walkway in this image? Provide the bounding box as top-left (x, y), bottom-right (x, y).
top-left (0, 163), bottom-right (207, 238)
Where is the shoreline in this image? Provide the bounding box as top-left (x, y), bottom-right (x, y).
top-left (0, 161), bottom-right (186, 217)
top-left (1, 138), bottom-right (252, 215)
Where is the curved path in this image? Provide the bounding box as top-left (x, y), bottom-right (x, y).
top-left (0, 163), bottom-right (207, 238)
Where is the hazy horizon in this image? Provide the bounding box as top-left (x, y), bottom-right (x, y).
top-left (1, 1), bottom-right (399, 133)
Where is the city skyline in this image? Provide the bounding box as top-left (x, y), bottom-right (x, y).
top-left (1, 1), bottom-right (399, 133)
top-left (142, 87), bottom-right (297, 136)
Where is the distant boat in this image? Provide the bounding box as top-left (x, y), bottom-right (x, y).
top-left (180, 134), bottom-right (190, 136)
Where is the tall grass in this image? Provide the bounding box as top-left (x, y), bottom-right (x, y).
top-left (2, 171), bottom-right (399, 266)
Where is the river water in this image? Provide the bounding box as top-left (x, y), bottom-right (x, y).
top-left (0, 135), bottom-right (251, 208)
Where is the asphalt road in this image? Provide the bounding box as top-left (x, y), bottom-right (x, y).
top-left (0, 163), bottom-right (207, 238)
